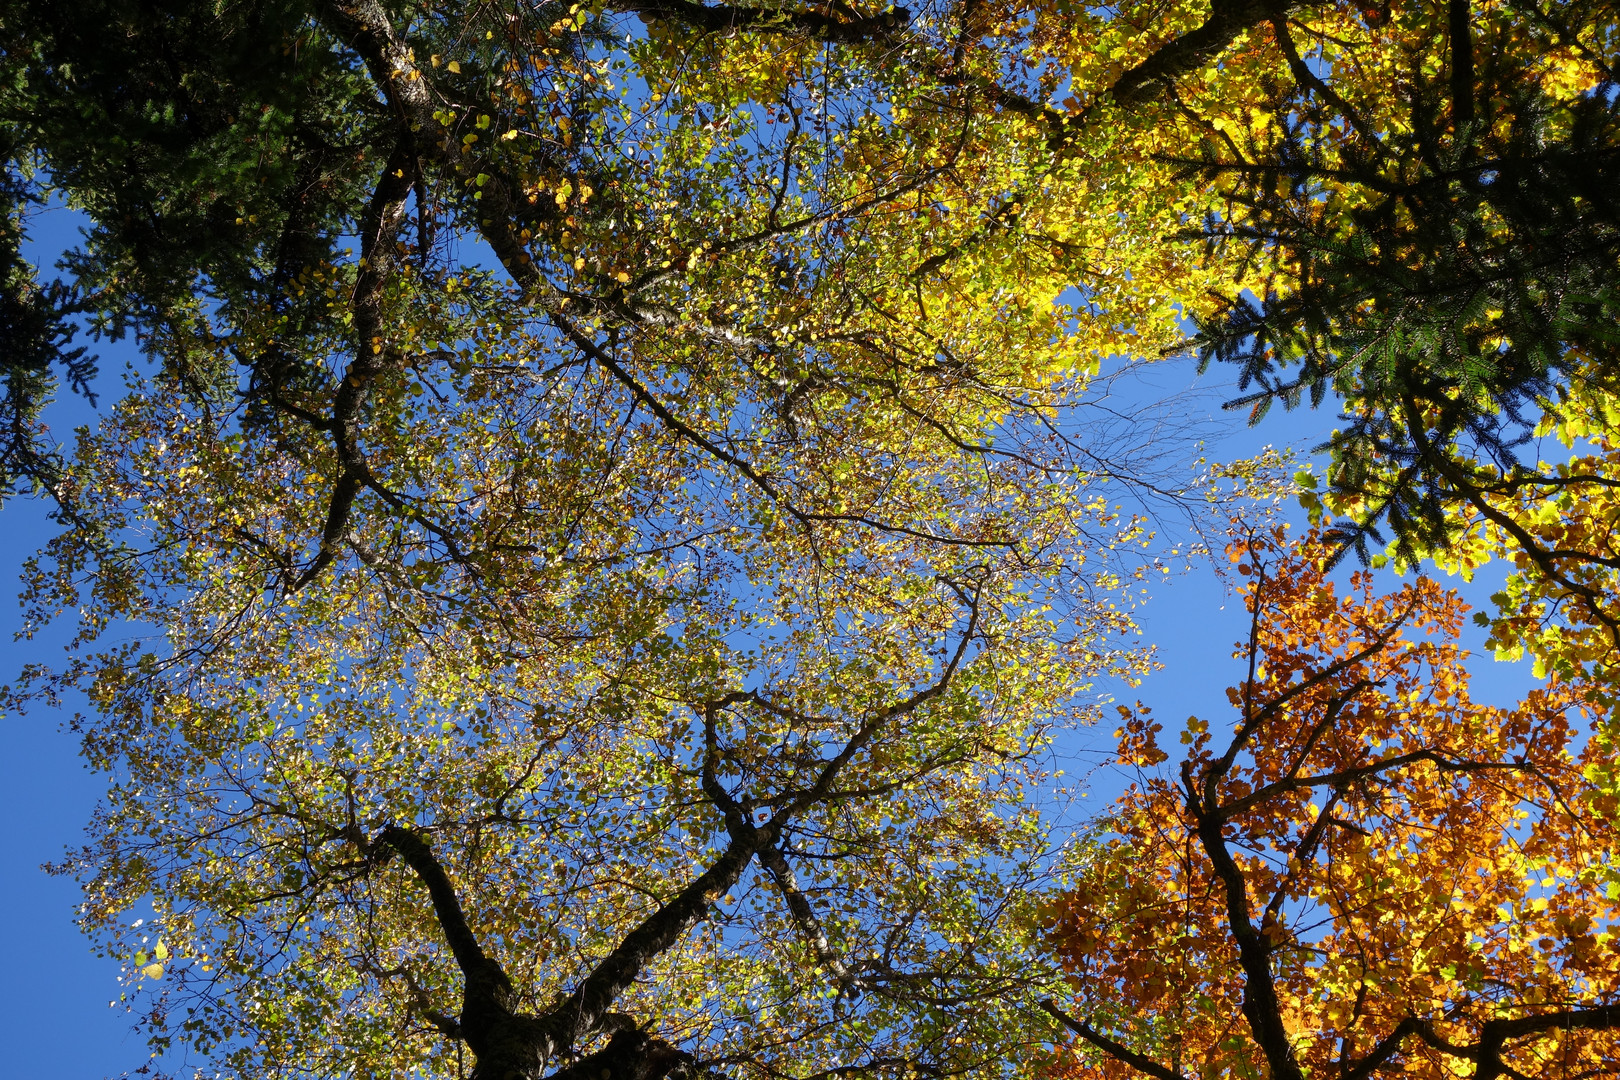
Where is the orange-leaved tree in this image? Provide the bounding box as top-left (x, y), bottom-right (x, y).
top-left (1041, 527), bottom-right (1620, 1080)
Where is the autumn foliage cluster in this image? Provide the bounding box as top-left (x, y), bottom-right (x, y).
top-left (1043, 530), bottom-right (1620, 1080)
top-left (0, 1), bottom-right (1618, 1079)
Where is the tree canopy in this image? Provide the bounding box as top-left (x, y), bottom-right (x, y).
top-left (3, 2), bottom-right (1619, 1080)
top-left (1043, 528), bottom-right (1620, 1080)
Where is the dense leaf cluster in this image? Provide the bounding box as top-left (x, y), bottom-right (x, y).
top-left (1046, 529), bottom-right (1620, 1080)
top-left (1191, 5), bottom-right (1620, 562)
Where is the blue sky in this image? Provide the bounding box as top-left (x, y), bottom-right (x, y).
top-left (0, 208), bottom-right (1546, 1079)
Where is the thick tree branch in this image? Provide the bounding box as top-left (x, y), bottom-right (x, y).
top-left (611, 0), bottom-right (910, 44)
top-left (756, 840), bottom-right (863, 990)
top-left (373, 826), bottom-right (560, 1080)
top-left (378, 825), bottom-right (501, 988)
top-left (1342, 1006), bottom-right (1620, 1080)
top-left (1111, 0), bottom-right (1309, 109)
top-left (1181, 786), bottom-right (1306, 1080)
top-left (544, 1028), bottom-right (694, 1080)
top-left (1478, 1006), bottom-right (1620, 1080)
top-left (290, 136), bottom-right (416, 590)
top-left (970, 0), bottom-right (1325, 153)
top-left (1449, 0), bottom-right (1475, 126)
top-left (1040, 999), bottom-right (1184, 1080)
top-left (1339, 1016), bottom-right (1425, 1080)
top-left (1219, 746), bottom-right (1522, 818)
top-left (546, 814), bottom-right (765, 1044)
top-left (1270, 14), bottom-right (1385, 151)
top-left (315, 0), bottom-right (553, 291)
